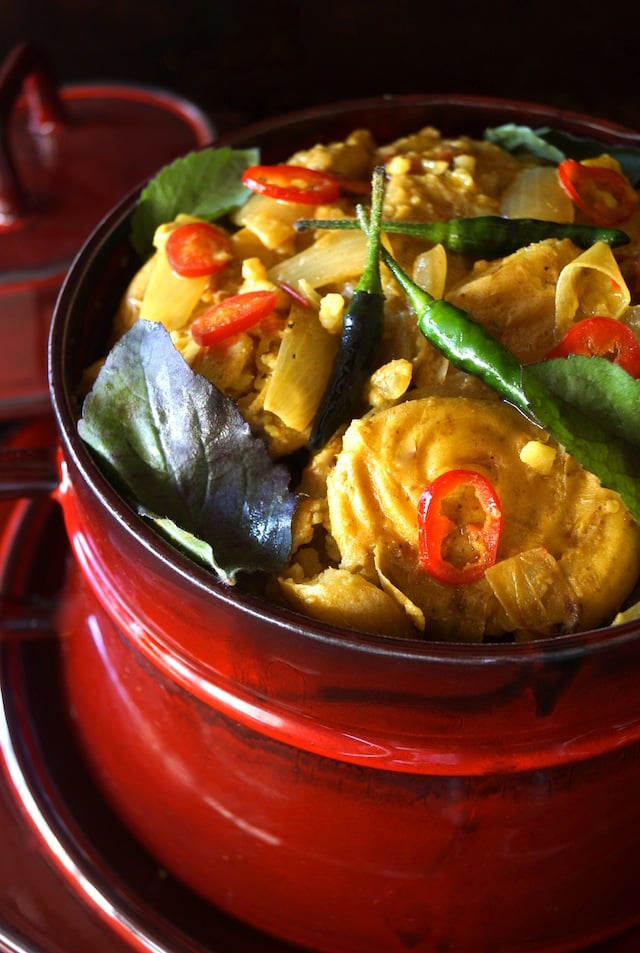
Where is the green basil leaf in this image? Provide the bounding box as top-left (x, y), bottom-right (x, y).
top-left (523, 356), bottom-right (640, 521)
top-left (483, 124), bottom-right (566, 163)
top-left (136, 509), bottom-right (230, 581)
top-left (129, 146), bottom-right (259, 258)
top-left (78, 320), bottom-right (297, 583)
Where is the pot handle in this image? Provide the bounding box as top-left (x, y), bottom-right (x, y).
top-left (0, 40), bottom-right (66, 223)
top-left (0, 443), bottom-right (59, 500)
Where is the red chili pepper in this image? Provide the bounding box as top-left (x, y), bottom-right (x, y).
top-left (546, 315), bottom-right (640, 377)
top-left (241, 164), bottom-right (341, 204)
top-left (557, 159), bottom-right (638, 227)
top-left (418, 469), bottom-right (503, 586)
top-left (165, 221), bottom-right (233, 278)
top-left (190, 290), bottom-right (278, 346)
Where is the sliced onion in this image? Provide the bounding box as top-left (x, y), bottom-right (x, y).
top-left (555, 242), bottom-right (631, 330)
top-left (412, 243), bottom-right (447, 298)
top-left (500, 166), bottom-right (575, 223)
top-left (263, 303), bottom-right (339, 431)
top-left (268, 230), bottom-right (368, 289)
top-left (484, 547), bottom-right (578, 631)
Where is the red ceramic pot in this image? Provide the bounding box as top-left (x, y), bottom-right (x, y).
top-left (37, 95), bottom-right (640, 952)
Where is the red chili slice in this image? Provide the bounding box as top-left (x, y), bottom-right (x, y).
top-left (418, 469), bottom-right (503, 586)
top-left (190, 290), bottom-right (278, 346)
top-left (546, 315), bottom-right (640, 378)
top-left (557, 159), bottom-right (638, 227)
top-left (165, 221), bottom-right (233, 278)
top-left (241, 164), bottom-right (341, 204)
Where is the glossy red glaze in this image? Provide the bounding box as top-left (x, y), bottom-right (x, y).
top-left (48, 95), bottom-right (640, 952)
top-left (0, 41), bottom-right (214, 419)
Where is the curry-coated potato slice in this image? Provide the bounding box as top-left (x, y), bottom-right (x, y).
top-left (323, 396), bottom-right (640, 642)
top-left (278, 567), bottom-right (417, 639)
top-left (445, 239), bottom-right (580, 363)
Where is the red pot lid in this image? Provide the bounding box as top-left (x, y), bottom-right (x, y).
top-left (0, 41), bottom-right (215, 419)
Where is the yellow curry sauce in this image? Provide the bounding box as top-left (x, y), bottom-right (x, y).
top-left (111, 126), bottom-right (640, 642)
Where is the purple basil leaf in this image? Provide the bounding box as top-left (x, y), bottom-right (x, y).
top-left (78, 320), bottom-right (297, 582)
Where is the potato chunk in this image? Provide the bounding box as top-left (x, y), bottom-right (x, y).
top-left (321, 396), bottom-right (640, 642)
top-left (446, 239), bottom-right (580, 362)
top-left (279, 568), bottom-right (417, 639)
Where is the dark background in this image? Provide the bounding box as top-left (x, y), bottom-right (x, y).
top-left (1, 0), bottom-right (639, 133)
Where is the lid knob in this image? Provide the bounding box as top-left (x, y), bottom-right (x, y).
top-left (0, 41), bottom-right (66, 223)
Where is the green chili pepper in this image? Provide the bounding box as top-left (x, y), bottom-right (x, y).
top-left (380, 243), bottom-right (640, 522)
top-left (308, 168), bottom-right (386, 451)
top-left (379, 244), bottom-right (534, 418)
top-left (296, 214), bottom-right (629, 257)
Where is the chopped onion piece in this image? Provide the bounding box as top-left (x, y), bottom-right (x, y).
top-left (555, 242), bottom-right (631, 331)
top-left (232, 193), bottom-right (310, 249)
top-left (263, 303), bottom-right (339, 431)
top-left (268, 230), bottom-right (368, 289)
top-left (500, 167), bottom-right (575, 223)
top-left (484, 547), bottom-right (578, 631)
top-left (412, 243), bottom-right (447, 298)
